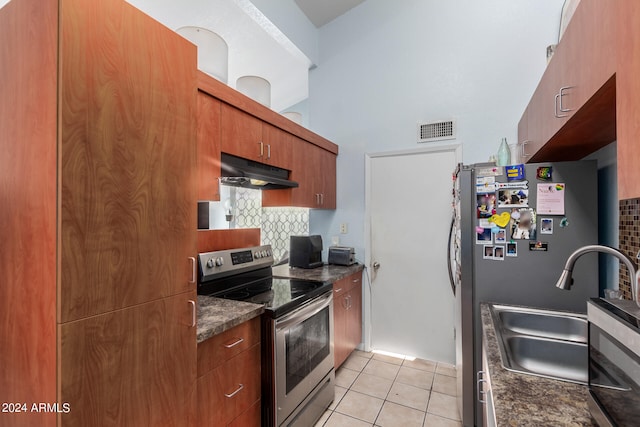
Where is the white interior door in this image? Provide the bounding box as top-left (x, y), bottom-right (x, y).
top-left (365, 146), bottom-right (459, 364)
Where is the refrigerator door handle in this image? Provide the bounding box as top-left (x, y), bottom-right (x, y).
top-left (447, 214), bottom-right (456, 296)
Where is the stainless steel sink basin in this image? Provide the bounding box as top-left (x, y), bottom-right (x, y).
top-left (489, 304), bottom-right (588, 384)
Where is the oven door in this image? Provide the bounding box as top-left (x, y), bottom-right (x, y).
top-left (275, 291), bottom-right (334, 425)
top-left (588, 322), bottom-right (640, 426)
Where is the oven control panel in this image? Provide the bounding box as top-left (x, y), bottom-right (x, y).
top-left (198, 244), bottom-right (274, 283)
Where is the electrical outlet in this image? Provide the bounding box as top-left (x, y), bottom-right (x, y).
top-left (340, 223), bottom-right (348, 234)
top-left (331, 236), bottom-right (340, 246)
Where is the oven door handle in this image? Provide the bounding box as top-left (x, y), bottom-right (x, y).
top-left (275, 292), bottom-right (333, 331)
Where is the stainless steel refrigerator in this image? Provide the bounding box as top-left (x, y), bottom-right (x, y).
top-left (449, 161), bottom-right (599, 427)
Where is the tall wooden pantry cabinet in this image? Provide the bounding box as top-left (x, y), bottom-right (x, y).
top-left (0, 0), bottom-right (198, 425)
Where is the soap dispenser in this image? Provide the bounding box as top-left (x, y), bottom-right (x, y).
top-left (496, 137), bottom-right (510, 166)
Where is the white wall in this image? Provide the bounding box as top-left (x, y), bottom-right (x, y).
top-left (249, 0), bottom-right (319, 66)
top-left (307, 0), bottom-right (564, 260)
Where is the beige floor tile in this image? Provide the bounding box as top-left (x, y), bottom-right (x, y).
top-left (353, 350), bottom-right (374, 359)
top-left (375, 401), bottom-right (425, 427)
top-left (325, 411), bottom-right (374, 427)
top-left (335, 390), bottom-right (384, 424)
top-left (372, 352), bottom-right (404, 365)
top-left (329, 386), bottom-right (348, 410)
top-left (315, 409), bottom-right (332, 426)
top-left (427, 391), bottom-right (461, 421)
top-left (335, 367), bottom-right (360, 388)
top-left (351, 373), bottom-right (394, 399)
top-left (395, 366), bottom-right (435, 390)
top-left (343, 354), bottom-right (371, 372)
top-left (432, 374), bottom-right (457, 397)
top-left (423, 413), bottom-right (463, 427)
top-left (435, 363), bottom-right (456, 378)
top-left (386, 381), bottom-right (430, 411)
top-left (403, 358), bottom-right (437, 372)
top-left (362, 359), bottom-right (401, 381)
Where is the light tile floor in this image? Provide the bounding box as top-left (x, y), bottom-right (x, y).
top-left (315, 351), bottom-right (462, 427)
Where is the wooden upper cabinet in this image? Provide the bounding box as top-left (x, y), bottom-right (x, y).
top-left (220, 103), bottom-right (264, 162)
top-left (220, 104), bottom-right (294, 170)
top-left (518, 0), bottom-right (617, 163)
top-left (58, 0), bottom-right (198, 322)
top-left (262, 123), bottom-right (293, 169)
top-left (263, 138), bottom-right (336, 209)
top-left (318, 146), bottom-right (337, 209)
top-left (616, 1), bottom-right (640, 200)
top-left (198, 91), bottom-right (222, 201)
top-left (59, 292), bottom-right (197, 427)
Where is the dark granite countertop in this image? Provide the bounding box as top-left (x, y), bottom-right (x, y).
top-left (196, 295), bottom-right (264, 344)
top-left (272, 263), bottom-right (365, 283)
top-left (480, 303), bottom-right (596, 426)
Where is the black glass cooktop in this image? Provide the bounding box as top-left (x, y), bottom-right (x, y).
top-left (203, 268), bottom-right (332, 318)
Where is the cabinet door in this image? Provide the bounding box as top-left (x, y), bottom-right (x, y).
top-left (262, 123), bottom-right (293, 169)
top-left (197, 91), bottom-right (221, 201)
top-left (58, 292), bottom-right (197, 427)
top-left (616, 1), bottom-right (640, 199)
top-left (318, 147), bottom-right (337, 209)
top-left (290, 138), bottom-right (319, 208)
top-left (333, 281), bottom-right (349, 368)
top-left (347, 274), bottom-right (363, 353)
top-left (220, 104), bottom-right (263, 161)
top-left (58, 0), bottom-right (198, 321)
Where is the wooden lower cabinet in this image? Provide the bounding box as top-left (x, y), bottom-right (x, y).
top-left (333, 271), bottom-right (363, 368)
top-left (58, 292), bottom-right (197, 427)
top-left (196, 317), bottom-right (261, 427)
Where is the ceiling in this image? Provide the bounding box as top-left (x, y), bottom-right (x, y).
top-left (294, 0), bottom-right (367, 28)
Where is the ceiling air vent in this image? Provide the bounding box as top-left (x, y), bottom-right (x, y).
top-left (417, 120), bottom-right (456, 143)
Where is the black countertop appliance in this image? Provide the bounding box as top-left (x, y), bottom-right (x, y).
top-left (289, 235), bottom-right (323, 269)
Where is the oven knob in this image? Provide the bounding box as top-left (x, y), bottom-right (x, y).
top-left (254, 251), bottom-right (261, 259)
top-left (215, 257), bottom-right (224, 267)
top-left (261, 250), bottom-right (267, 258)
top-left (206, 258), bottom-right (215, 268)
top-left (266, 250), bottom-right (271, 257)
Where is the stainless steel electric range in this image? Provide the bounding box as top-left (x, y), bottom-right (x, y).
top-left (197, 244), bottom-right (335, 427)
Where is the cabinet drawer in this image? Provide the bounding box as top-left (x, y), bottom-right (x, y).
top-left (197, 317), bottom-right (260, 376)
top-left (197, 343), bottom-right (261, 426)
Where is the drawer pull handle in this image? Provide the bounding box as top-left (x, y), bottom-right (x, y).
top-left (188, 257), bottom-right (196, 284)
top-left (188, 300), bottom-right (196, 327)
top-left (225, 384), bottom-right (244, 398)
top-left (224, 337), bottom-right (244, 348)
top-left (334, 288), bottom-right (343, 293)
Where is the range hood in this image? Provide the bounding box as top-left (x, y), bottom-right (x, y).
top-left (220, 153), bottom-right (299, 190)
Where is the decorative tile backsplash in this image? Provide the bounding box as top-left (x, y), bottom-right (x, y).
top-left (232, 188), bottom-right (310, 262)
top-left (262, 207), bottom-right (310, 262)
top-left (619, 197), bottom-right (640, 300)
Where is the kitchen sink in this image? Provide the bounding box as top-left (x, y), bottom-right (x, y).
top-left (489, 304), bottom-right (588, 384)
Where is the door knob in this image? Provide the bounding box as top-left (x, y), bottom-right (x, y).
top-left (372, 261), bottom-right (381, 270)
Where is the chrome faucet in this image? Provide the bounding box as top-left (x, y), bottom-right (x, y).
top-left (555, 245), bottom-right (640, 308)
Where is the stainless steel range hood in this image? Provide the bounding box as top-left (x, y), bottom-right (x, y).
top-left (220, 153), bottom-right (298, 190)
